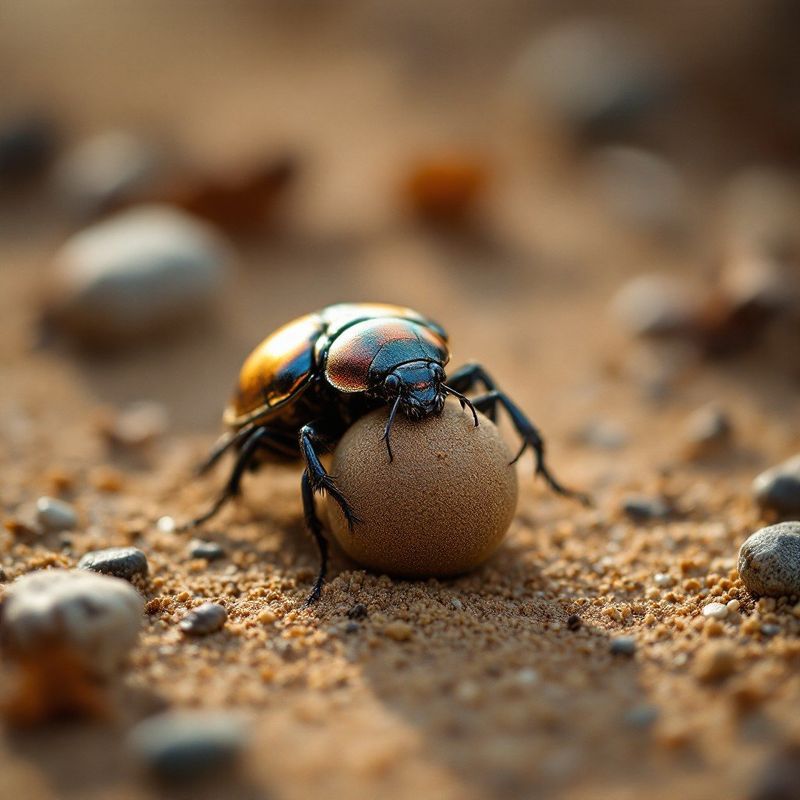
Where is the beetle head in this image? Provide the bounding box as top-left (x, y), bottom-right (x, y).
top-left (381, 360), bottom-right (446, 420)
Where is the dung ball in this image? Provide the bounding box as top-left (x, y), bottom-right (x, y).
top-left (325, 402), bottom-right (518, 578)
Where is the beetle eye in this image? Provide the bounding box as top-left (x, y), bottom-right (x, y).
top-left (384, 374), bottom-right (400, 393)
top-left (431, 364), bottom-right (444, 381)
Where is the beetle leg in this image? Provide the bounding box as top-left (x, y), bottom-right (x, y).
top-left (300, 470), bottom-right (329, 606)
top-left (195, 428), bottom-right (252, 476)
top-left (449, 361), bottom-right (591, 506)
top-left (299, 423), bottom-right (360, 531)
top-left (180, 425), bottom-right (269, 530)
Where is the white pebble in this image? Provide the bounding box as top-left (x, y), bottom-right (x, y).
top-left (702, 602), bottom-right (728, 620)
top-left (35, 496), bottom-right (78, 532)
top-left (653, 572), bottom-right (674, 587)
top-left (726, 599), bottom-right (740, 613)
top-left (157, 515), bottom-right (176, 533)
top-left (2, 569), bottom-right (143, 677)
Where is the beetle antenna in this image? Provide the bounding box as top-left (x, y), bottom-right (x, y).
top-left (443, 385), bottom-right (478, 427)
top-left (381, 395), bottom-right (402, 462)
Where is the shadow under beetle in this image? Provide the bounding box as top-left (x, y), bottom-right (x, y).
top-left (183, 302), bottom-right (588, 603)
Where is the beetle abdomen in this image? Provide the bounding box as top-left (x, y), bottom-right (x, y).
top-left (226, 313), bottom-right (324, 427)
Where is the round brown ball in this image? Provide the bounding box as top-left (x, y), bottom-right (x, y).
top-left (325, 402), bottom-right (518, 578)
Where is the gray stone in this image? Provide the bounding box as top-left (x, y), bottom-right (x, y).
top-left (515, 18), bottom-right (669, 138)
top-left (622, 495), bottom-right (671, 521)
top-left (188, 539), bottom-right (225, 561)
top-left (179, 603), bottom-right (227, 636)
top-left (753, 456), bottom-right (800, 514)
top-left (79, 546), bottom-right (148, 581)
top-left (611, 273), bottom-right (700, 338)
top-left (54, 130), bottom-right (163, 218)
top-left (128, 711), bottom-right (247, 781)
top-left (1, 568), bottom-right (143, 676)
top-left (35, 496), bottom-right (78, 532)
top-left (738, 523), bottom-right (800, 598)
top-left (610, 636), bottom-right (637, 656)
top-left (46, 205), bottom-right (232, 343)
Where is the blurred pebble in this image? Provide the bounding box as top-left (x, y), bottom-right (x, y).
top-left (610, 636), bottom-right (636, 656)
top-left (588, 146), bottom-right (686, 238)
top-left (566, 614), bottom-right (582, 631)
top-left (53, 130), bottom-right (162, 219)
top-left (189, 539), bottom-right (225, 561)
top-left (621, 495), bottom-right (671, 521)
top-left (749, 746), bottom-right (800, 800)
top-left (45, 205), bottom-right (232, 345)
top-left (738, 523), bottom-right (800, 597)
top-left (694, 643), bottom-right (736, 683)
top-left (0, 114), bottom-right (57, 182)
top-left (179, 603), bottom-right (227, 636)
top-left (128, 710), bottom-right (246, 781)
top-left (624, 704), bottom-right (659, 729)
top-left (611, 273), bottom-right (699, 338)
top-left (514, 18), bottom-right (669, 139)
top-left (702, 602), bottom-right (728, 620)
top-left (99, 400), bottom-right (169, 448)
top-left (720, 246), bottom-right (796, 318)
top-left (35, 496), bottom-right (77, 532)
top-left (79, 546), bottom-right (148, 581)
top-left (761, 623), bottom-right (781, 637)
top-left (402, 154), bottom-right (488, 225)
top-left (573, 418), bottom-right (628, 450)
top-left (157, 515), bottom-right (176, 533)
top-left (753, 456), bottom-right (800, 514)
top-left (683, 405), bottom-right (732, 459)
top-left (347, 603), bottom-right (368, 620)
top-left (1, 569), bottom-right (143, 677)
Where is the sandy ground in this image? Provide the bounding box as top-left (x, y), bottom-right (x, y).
top-left (2, 3), bottom-right (800, 798)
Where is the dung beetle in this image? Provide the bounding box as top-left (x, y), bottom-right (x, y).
top-left (184, 302), bottom-right (587, 603)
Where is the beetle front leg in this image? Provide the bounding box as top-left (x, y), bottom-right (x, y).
top-left (450, 363), bottom-right (590, 506)
top-left (299, 423), bottom-right (360, 531)
top-left (300, 470), bottom-right (329, 606)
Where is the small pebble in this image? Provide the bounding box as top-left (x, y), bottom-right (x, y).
top-left (738, 522), bottom-right (800, 597)
top-left (624, 704), bottom-right (659, 729)
top-left (346, 603), bottom-right (368, 620)
top-left (54, 130), bottom-right (162, 218)
top-left (566, 614), bottom-right (582, 631)
top-left (761, 624), bottom-right (781, 637)
top-left (611, 273), bottom-right (699, 338)
top-left (128, 710), bottom-right (246, 781)
top-left (179, 603), bottom-right (227, 636)
top-left (1, 569), bottom-right (143, 677)
top-left (100, 400), bottom-right (169, 448)
top-left (0, 113), bottom-right (57, 182)
top-left (702, 602), bottom-right (728, 621)
top-left (157, 515), bottom-right (176, 533)
top-left (383, 621), bottom-right (413, 642)
top-left (514, 18), bottom-right (668, 138)
top-left (79, 546), bottom-right (148, 581)
top-left (726, 599), bottom-right (741, 613)
top-left (188, 539), bottom-right (225, 561)
top-left (694, 643), bottom-right (736, 683)
top-left (344, 622), bottom-right (360, 635)
top-left (752, 456), bottom-right (800, 515)
top-left (622, 495), bottom-right (671, 521)
top-left (449, 598), bottom-right (464, 611)
top-left (35, 496), bottom-right (78, 532)
top-left (45, 205), bottom-right (232, 345)
top-left (610, 636), bottom-right (636, 656)
top-left (683, 405), bottom-right (733, 458)
top-left (653, 573), bottom-right (675, 588)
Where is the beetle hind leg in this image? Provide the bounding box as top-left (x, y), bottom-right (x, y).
top-left (449, 363), bottom-right (591, 506)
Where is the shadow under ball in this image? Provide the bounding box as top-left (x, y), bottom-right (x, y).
top-left (325, 402), bottom-right (519, 578)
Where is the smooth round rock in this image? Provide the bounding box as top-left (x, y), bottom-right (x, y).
top-left (179, 603), bottom-right (228, 636)
top-left (611, 273), bottom-right (700, 338)
top-left (325, 402), bottom-right (518, 578)
top-left (35, 496), bottom-right (78, 532)
top-left (738, 523), bottom-right (800, 598)
top-left (1, 568), bottom-right (143, 677)
top-left (45, 205), bottom-right (231, 344)
top-left (188, 539), bottom-right (225, 561)
top-left (128, 711), bottom-right (246, 781)
top-left (79, 546), bottom-right (148, 581)
top-left (753, 455), bottom-right (800, 514)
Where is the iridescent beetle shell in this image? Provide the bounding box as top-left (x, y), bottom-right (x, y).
top-left (225, 303), bottom-right (449, 429)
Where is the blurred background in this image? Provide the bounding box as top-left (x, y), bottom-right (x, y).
top-left (2, 2), bottom-right (800, 798)
top-left (3, 0), bottom-right (799, 441)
